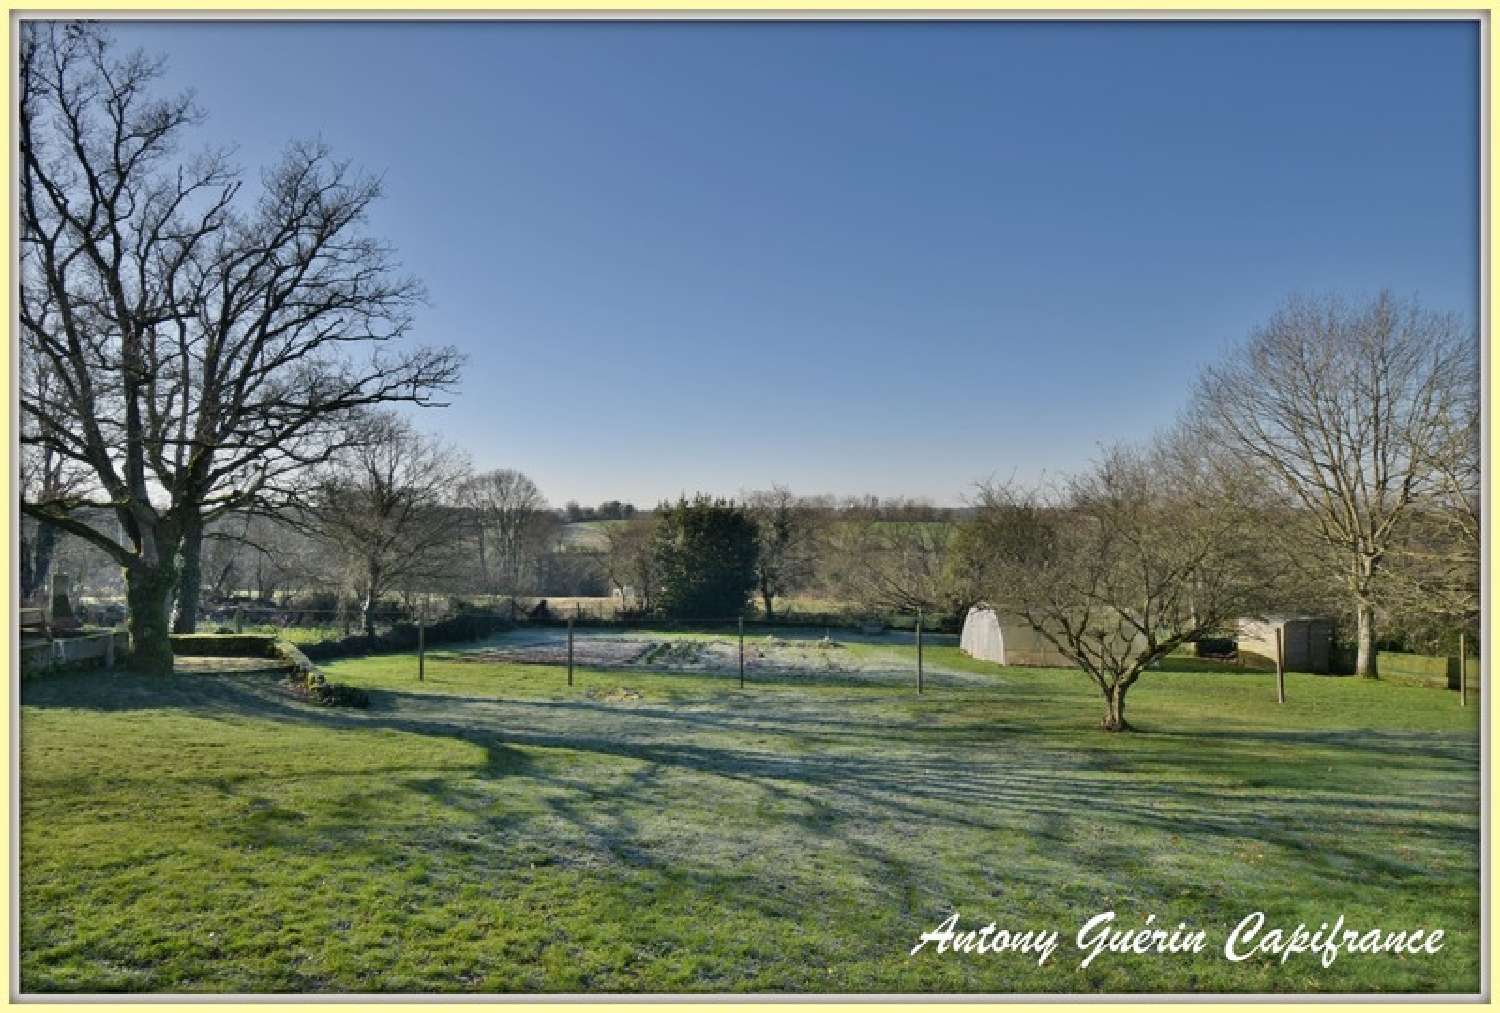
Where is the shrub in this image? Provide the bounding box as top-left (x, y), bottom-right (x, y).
top-left (652, 495), bottom-right (759, 619)
top-left (303, 670), bottom-right (370, 708)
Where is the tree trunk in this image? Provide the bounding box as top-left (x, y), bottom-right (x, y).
top-left (1101, 684), bottom-right (1133, 732)
top-left (1355, 599), bottom-right (1379, 678)
top-left (20, 519), bottom-right (58, 602)
top-left (361, 576), bottom-right (379, 641)
top-left (475, 525), bottom-right (490, 595)
top-left (172, 513), bottom-right (204, 634)
top-left (761, 587), bottom-right (775, 618)
top-left (126, 561), bottom-right (179, 676)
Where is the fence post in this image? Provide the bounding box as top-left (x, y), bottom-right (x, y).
top-left (1275, 626), bottom-right (1285, 704)
top-left (567, 616), bottom-right (575, 687)
top-left (234, 607), bottom-right (243, 634)
top-left (738, 616), bottom-right (745, 689)
top-left (104, 632), bottom-right (115, 671)
top-left (916, 609), bottom-right (924, 695)
top-left (1460, 631), bottom-right (1467, 707)
top-left (417, 607), bottom-right (425, 682)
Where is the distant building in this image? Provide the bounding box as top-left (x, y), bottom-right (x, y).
top-left (1237, 616), bottom-right (1334, 673)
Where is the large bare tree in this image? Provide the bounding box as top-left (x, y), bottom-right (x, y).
top-left (458, 469), bottom-right (549, 596)
top-left (300, 414), bottom-right (470, 638)
top-left (1378, 373), bottom-right (1481, 643)
top-left (1191, 292), bottom-right (1474, 677)
top-left (18, 23), bottom-right (460, 671)
top-left (960, 436), bottom-right (1264, 732)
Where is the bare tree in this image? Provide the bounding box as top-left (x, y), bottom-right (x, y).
top-left (300, 415), bottom-right (470, 638)
top-left (17, 24), bottom-right (461, 669)
top-left (960, 436), bottom-right (1264, 732)
top-left (819, 498), bottom-right (960, 615)
top-left (1191, 292), bottom-right (1474, 677)
top-left (1378, 373), bottom-right (1481, 643)
top-left (602, 517), bottom-right (660, 612)
top-left (459, 469), bottom-right (548, 596)
top-left (744, 486), bottom-right (819, 616)
top-left (18, 349), bottom-right (85, 603)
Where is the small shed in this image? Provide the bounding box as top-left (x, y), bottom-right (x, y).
top-left (1237, 616), bottom-right (1334, 674)
top-left (960, 606), bottom-right (1077, 668)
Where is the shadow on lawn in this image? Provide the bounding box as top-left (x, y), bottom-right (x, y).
top-left (23, 669), bottom-right (1478, 899)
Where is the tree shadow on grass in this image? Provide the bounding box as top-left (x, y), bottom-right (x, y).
top-left (22, 670), bottom-right (1479, 896)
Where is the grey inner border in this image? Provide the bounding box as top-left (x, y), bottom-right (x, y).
top-left (7, 7), bottom-right (1490, 1004)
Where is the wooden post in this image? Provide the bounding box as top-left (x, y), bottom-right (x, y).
top-left (1275, 625), bottom-right (1285, 704)
top-left (916, 609), bottom-right (924, 695)
top-left (1457, 631), bottom-right (1465, 703)
top-left (567, 616), bottom-right (575, 687)
top-left (417, 607), bottom-right (425, 682)
top-left (738, 616), bottom-right (745, 689)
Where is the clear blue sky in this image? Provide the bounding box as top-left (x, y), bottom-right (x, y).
top-left (108, 18), bottom-right (1480, 507)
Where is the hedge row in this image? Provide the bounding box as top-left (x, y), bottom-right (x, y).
top-left (298, 613), bottom-right (513, 662)
top-left (169, 633), bottom-right (281, 658)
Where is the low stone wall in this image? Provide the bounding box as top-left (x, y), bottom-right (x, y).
top-left (20, 631), bottom-right (129, 675)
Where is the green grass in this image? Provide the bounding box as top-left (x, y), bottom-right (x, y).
top-left (236, 623), bottom-right (348, 645)
top-left (20, 634), bottom-right (1479, 994)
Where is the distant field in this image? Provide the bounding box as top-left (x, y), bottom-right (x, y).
top-left (556, 521), bottom-right (622, 551)
top-left (20, 627), bottom-right (1479, 993)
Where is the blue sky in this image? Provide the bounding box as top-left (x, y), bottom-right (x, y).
top-left (108, 18), bottom-right (1480, 507)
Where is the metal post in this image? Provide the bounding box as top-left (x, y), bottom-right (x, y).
top-left (104, 632), bottom-right (115, 671)
top-left (567, 616), bottom-right (575, 687)
top-left (738, 616), bottom-right (745, 688)
top-left (234, 607), bottom-right (243, 634)
top-left (916, 609), bottom-right (924, 694)
top-left (1275, 626), bottom-right (1285, 704)
top-left (417, 608), bottom-right (425, 682)
top-left (1459, 631), bottom-right (1467, 707)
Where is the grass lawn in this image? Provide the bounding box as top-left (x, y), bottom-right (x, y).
top-left (20, 633), bottom-right (1480, 994)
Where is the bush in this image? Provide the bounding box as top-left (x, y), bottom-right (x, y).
top-left (284, 590), bottom-right (341, 614)
top-left (302, 670), bottom-right (369, 708)
top-left (652, 495), bottom-right (759, 619)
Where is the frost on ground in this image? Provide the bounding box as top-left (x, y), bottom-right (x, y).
top-left (449, 627), bottom-right (987, 687)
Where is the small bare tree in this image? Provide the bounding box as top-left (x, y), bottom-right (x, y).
top-left (744, 486), bottom-right (820, 616)
top-left (602, 517), bottom-right (660, 612)
top-left (962, 436), bottom-right (1263, 731)
top-left (300, 415), bottom-right (470, 638)
top-left (459, 469), bottom-right (548, 596)
top-left (1191, 292), bottom-right (1474, 677)
top-left (820, 498), bottom-right (960, 616)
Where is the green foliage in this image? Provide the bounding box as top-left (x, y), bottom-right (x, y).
top-left (651, 495), bottom-right (759, 619)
